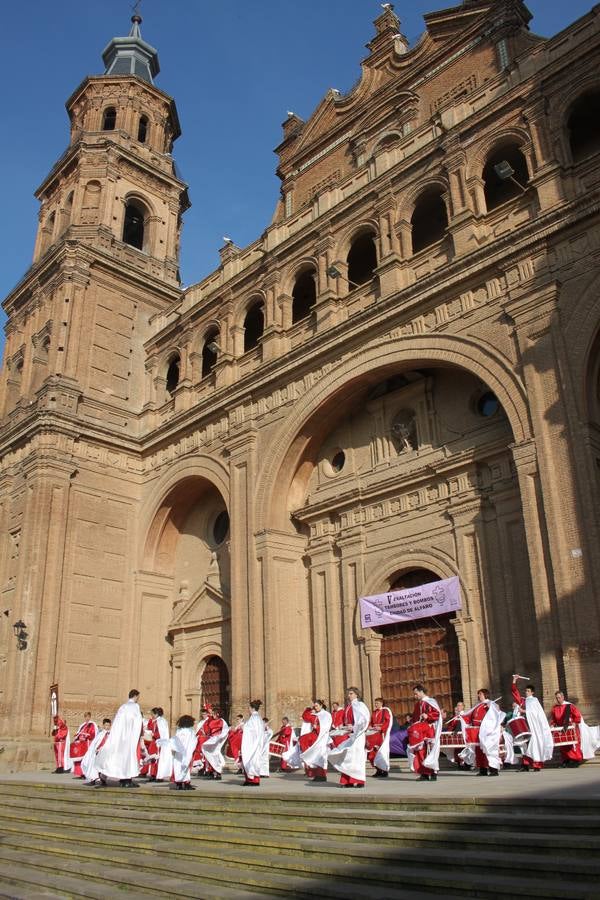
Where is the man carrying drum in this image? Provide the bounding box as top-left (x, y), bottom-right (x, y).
top-left (460, 689), bottom-right (504, 776)
top-left (365, 697), bottom-right (393, 778)
top-left (549, 691), bottom-right (591, 768)
top-left (510, 675), bottom-right (553, 772)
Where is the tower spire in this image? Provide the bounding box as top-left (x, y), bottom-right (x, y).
top-left (102, 8), bottom-right (159, 84)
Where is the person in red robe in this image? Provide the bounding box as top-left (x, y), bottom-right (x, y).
top-left (51, 716), bottom-right (70, 773)
top-left (510, 677), bottom-right (553, 771)
top-left (70, 713), bottom-right (97, 778)
top-left (144, 709), bottom-right (161, 780)
top-left (203, 709), bottom-right (228, 779)
top-left (272, 716), bottom-right (295, 771)
top-left (409, 684), bottom-right (441, 781)
top-left (366, 697), bottom-right (392, 778)
top-left (549, 691), bottom-right (584, 768)
top-left (461, 689), bottom-right (499, 776)
top-left (330, 702), bottom-right (344, 730)
top-left (227, 714), bottom-right (244, 772)
top-left (193, 706), bottom-right (212, 776)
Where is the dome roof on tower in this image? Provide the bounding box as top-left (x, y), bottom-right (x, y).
top-left (101, 14), bottom-right (159, 84)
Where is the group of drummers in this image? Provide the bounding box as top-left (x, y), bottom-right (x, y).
top-left (52, 674), bottom-right (599, 788)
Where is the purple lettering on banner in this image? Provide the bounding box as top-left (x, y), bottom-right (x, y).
top-left (359, 576), bottom-right (461, 628)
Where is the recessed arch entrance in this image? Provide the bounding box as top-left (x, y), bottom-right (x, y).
top-left (376, 569), bottom-right (462, 716)
top-left (200, 655), bottom-right (230, 717)
top-left (136, 471), bottom-right (231, 723)
top-left (252, 345), bottom-right (540, 712)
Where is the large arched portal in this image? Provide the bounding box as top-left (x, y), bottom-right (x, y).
top-left (138, 474), bottom-right (231, 722)
top-left (259, 360), bottom-right (540, 712)
top-left (377, 569), bottom-right (461, 716)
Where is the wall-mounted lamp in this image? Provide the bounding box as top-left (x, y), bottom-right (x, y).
top-left (494, 160), bottom-right (527, 194)
top-left (13, 620), bottom-right (28, 651)
top-left (326, 265), bottom-right (361, 290)
top-left (206, 341), bottom-right (221, 355)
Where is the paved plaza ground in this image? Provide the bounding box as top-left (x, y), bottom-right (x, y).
top-left (2, 759), bottom-right (599, 801)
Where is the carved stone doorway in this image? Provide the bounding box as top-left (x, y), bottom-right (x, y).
top-left (377, 569), bottom-right (462, 716)
top-left (200, 655), bottom-right (230, 718)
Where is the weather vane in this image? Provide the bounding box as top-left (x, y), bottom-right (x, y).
top-left (131, 0), bottom-right (142, 16)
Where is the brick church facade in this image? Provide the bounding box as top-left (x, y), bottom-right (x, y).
top-left (1, 1), bottom-right (600, 764)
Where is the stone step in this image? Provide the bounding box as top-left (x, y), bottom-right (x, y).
top-left (0, 789), bottom-right (600, 850)
top-left (1, 782), bottom-right (598, 826)
top-left (0, 842), bottom-right (447, 900)
top-left (2, 780), bottom-right (600, 816)
top-left (0, 831), bottom-right (596, 900)
top-left (1, 803), bottom-right (598, 862)
top-left (0, 814), bottom-right (598, 885)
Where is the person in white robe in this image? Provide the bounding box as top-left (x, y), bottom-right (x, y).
top-left (202, 710), bottom-right (230, 780)
top-left (259, 718), bottom-right (274, 777)
top-left (241, 700), bottom-right (264, 785)
top-left (170, 715), bottom-right (197, 790)
top-left (96, 689), bottom-right (143, 787)
top-left (301, 700), bottom-right (332, 781)
top-left (511, 677), bottom-right (553, 771)
top-left (82, 719), bottom-right (111, 784)
top-left (328, 687), bottom-right (370, 787)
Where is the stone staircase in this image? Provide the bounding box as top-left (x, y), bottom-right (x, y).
top-left (0, 782), bottom-right (598, 899)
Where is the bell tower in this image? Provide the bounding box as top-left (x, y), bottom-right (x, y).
top-left (0, 14), bottom-right (189, 747)
top-left (1, 13), bottom-right (189, 420)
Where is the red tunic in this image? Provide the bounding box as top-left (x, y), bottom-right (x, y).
top-left (71, 721), bottom-right (97, 776)
top-left (366, 707), bottom-right (392, 768)
top-left (52, 718), bottom-right (69, 768)
top-left (409, 700), bottom-right (439, 777)
top-left (227, 725), bottom-right (243, 764)
top-left (550, 702), bottom-right (583, 762)
top-left (461, 702), bottom-right (489, 768)
top-left (331, 708), bottom-right (344, 729)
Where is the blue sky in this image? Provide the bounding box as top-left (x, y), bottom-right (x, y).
top-left (0, 0), bottom-right (594, 335)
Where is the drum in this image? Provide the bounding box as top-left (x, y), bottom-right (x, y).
top-left (407, 721), bottom-right (433, 751)
top-left (507, 716), bottom-right (531, 746)
top-left (69, 739), bottom-right (88, 760)
top-left (551, 725), bottom-right (577, 747)
top-left (268, 741), bottom-right (286, 757)
top-left (329, 728), bottom-right (350, 749)
top-left (440, 731), bottom-right (465, 749)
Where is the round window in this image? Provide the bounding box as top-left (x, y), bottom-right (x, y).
top-left (212, 510), bottom-right (230, 545)
top-left (477, 391), bottom-right (500, 417)
top-left (331, 450), bottom-right (346, 473)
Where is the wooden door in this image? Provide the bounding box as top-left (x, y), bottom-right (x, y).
top-left (200, 656), bottom-right (230, 718)
top-left (377, 570), bottom-right (461, 716)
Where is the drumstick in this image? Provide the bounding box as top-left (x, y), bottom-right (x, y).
top-left (513, 674), bottom-right (531, 680)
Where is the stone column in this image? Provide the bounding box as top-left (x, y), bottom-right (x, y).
top-left (335, 524), bottom-right (367, 691)
top-left (303, 523), bottom-right (345, 704)
top-left (523, 96), bottom-right (565, 210)
top-left (10, 456), bottom-right (77, 739)
top-left (227, 426), bottom-right (261, 712)
top-left (255, 528), bottom-right (310, 719)
top-left (374, 190), bottom-right (403, 298)
top-left (446, 495), bottom-right (493, 697)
